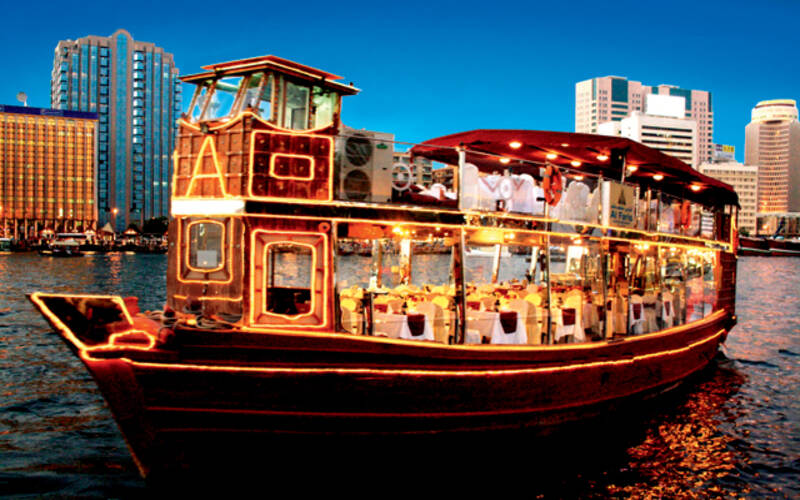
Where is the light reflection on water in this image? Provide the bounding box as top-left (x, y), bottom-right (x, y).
top-left (0, 253), bottom-right (797, 496)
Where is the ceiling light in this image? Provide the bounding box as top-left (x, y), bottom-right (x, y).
top-left (546, 153), bottom-right (557, 160)
top-left (596, 154), bottom-right (609, 161)
top-left (653, 174), bottom-right (664, 181)
top-left (570, 160), bottom-right (582, 167)
top-left (500, 158), bottom-right (510, 164)
top-left (509, 141), bottom-right (522, 149)
top-left (690, 184), bottom-right (701, 192)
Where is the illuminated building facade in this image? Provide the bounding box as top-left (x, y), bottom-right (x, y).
top-left (576, 76), bottom-right (713, 163)
top-left (51, 29), bottom-right (180, 229)
top-left (744, 99), bottom-right (800, 214)
top-left (0, 105), bottom-right (97, 239)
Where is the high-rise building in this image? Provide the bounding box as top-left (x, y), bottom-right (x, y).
top-left (51, 29), bottom-right (181, 229)
top-left (744, 99), bottom-right (800, 213)
top-left (576, 76), bottom-right (713, 163)
top-left (0, 104), bottom-right (98, 239)
top-left (598, 110), bottom-right (699, 168)
top-left (698, 161), bottom-right (758, 235)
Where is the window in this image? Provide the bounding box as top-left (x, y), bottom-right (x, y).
top-left (265, 243), bottom-right (313, 314)
top-left (240, 72), bottom-right (272, 119)
top-left (282, 81), bottom-right (309, 130)
top-left (188, 221), bottom-right (224, 271)
top-left (206, 77), bottom-right (243, 120)
top-left (312, 86), bottom-right (337, 129)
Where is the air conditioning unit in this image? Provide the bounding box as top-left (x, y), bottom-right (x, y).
top-left (335, 125), bottom-right (394, 203)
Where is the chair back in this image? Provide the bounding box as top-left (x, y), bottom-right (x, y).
top-left (525, 293), bottom-right (543, 307)
top-left (340, 306), bottom-right (359, 335)
top-left (432, 295), bottom-right (451, 311)
top-left (340, 298), bottom-right (358, 312)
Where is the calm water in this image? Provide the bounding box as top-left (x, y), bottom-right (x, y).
top-left (1, 253), bottom-right (798, 496)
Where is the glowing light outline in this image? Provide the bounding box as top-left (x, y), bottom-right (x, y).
top-left (185, 135), bottom-right (229, 198)
top-left (249, 229), bottom-right (329, 329)
top-left (28, 292), bottom-right (148, 354)
top-left (238, 212), bottom-right (731, 254)
top-left (268, 153), bottom-right (316, 181)
top-left (184, 219), bottom-right (227, 274)
top-left (119, 328), bottom-right (727, 378)
top-left (177, 217), bottom-right (234, 285)
top-left (261, 240), bottom-right (318, 320)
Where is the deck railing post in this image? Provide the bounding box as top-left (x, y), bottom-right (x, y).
top-left (544, 201), bottom-right (552, 345)
top-left (455, 146), bottom-right (468, 344)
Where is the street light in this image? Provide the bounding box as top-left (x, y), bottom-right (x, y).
top-left (112, 208), bottom-right (118, 236)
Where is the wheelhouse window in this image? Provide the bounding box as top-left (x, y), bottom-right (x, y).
top-left (207, 77), bottom-right (243, 121)
top-left (312, 86), bottom-right (337, 129)
top-left (188, 81), bottom-right (212, 122)
top-left (282, 81), bottom-right (310, 130)
top-left (241, 72), bottom-right (273, 120)
top-left (188, 221), bottom-right (224, 271)
top-left (265, 243), bottom-right (313, 315)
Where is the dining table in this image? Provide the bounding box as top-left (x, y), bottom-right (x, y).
top-left (373, 311), bottom-right (434, 341)
top-left (466, 309), bottom-right (527, 345)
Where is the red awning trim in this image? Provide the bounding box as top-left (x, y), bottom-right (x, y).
top-left (410, 130), bottom-right (738, 208)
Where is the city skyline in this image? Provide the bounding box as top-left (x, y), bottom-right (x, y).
top-left (1, 0), bottom-right (798, 163)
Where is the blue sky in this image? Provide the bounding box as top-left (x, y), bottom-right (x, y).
top-left (2, 0), bottom-right (798, 161)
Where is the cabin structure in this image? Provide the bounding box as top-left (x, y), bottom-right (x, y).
top-left (168, 55), bottom-right (738, 345)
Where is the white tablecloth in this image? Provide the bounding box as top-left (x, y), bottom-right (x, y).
top-left (466, 310), bottom-right (527, 345)
top-left (374, 312), bottom-right (434, 341)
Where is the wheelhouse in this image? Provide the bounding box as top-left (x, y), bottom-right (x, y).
top-left (168, 55), bottom-right (738, 346)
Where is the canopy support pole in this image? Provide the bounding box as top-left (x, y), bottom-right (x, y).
top-left (491, 244), bottom-right (502, 284)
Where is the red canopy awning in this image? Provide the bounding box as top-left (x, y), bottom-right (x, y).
top-left (410, 130), bottom-right (738, 207)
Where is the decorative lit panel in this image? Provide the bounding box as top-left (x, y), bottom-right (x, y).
top-left (249, 130), bottom-right (333, 201)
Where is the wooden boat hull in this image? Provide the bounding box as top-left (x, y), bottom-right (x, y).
top-left (29, 292), bottom-right (731, 478)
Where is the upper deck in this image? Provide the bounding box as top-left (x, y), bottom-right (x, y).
top-left (172, 55), bottom-right (737, 251)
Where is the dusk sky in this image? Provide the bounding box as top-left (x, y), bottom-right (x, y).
top-left (2, 0), bottom-right (798, 161)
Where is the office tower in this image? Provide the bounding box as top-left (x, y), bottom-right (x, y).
top-left (576, 76), bottom-right (713, 163)
top-left (744, 99), bottom-right (800, 213)
top-left (51, 29), bottom-right (180, 229)
top-left (698, 161), bottom-right (758, 235)
top-left (0, 104), bottom-right (97, 239)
